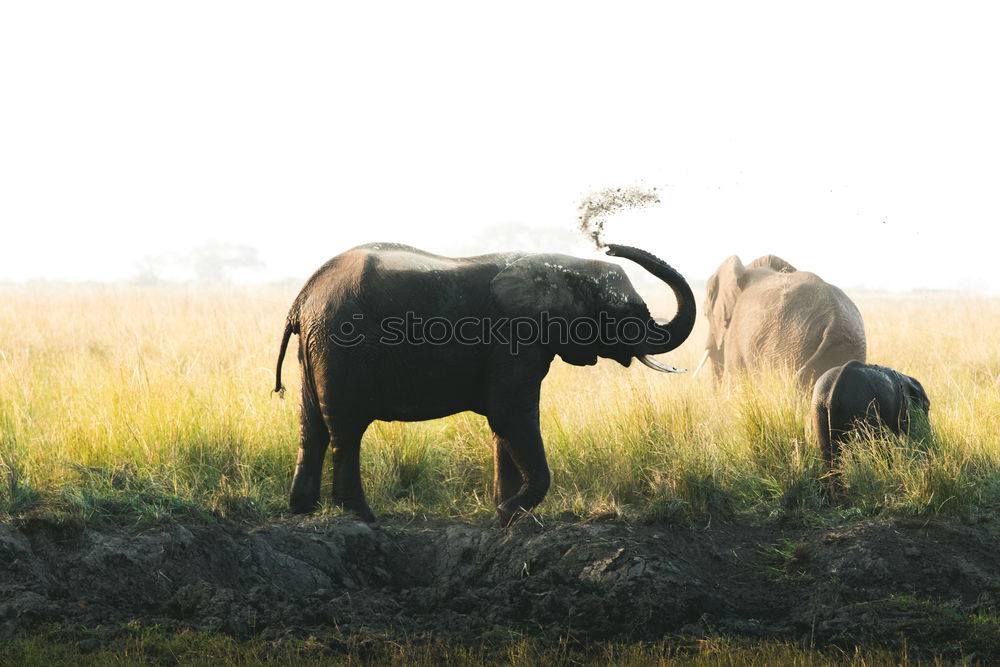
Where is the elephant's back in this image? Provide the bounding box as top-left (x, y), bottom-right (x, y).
top-left (830, 361), bottom-right (900, 422)
top-left (287, 249), bottom-right (373, 341)
top-left (733, 272), bottom-right (865, 373)
top-left (351, 243), bottom-right (525, 273)
top-left (290, 244), bottom-right (519, 337)
top-left (736, 271), bottom-right (838, 335)
top-left (745, 270), bottom-right (836, 308)
top-left (742, 271), bottom-right (862, 327)
top-left (295, 247), bottom-right (372, 306)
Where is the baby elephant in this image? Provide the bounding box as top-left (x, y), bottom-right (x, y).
top-left (812, 361), bottom-right (930, 470)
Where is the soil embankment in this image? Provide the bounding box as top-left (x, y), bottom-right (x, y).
top-left (2, 514), bottom-right (998, 656)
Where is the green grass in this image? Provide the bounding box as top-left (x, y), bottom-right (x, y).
top-left (2, 285), bottom-right (1000, 526)
top-left (0, 627), bottom-right (971, 666)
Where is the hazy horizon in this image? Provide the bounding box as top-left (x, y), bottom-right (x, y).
top-left (1, 228), bottom-right (992, 298)
top-left (2, 3), bottom-right (998, 292)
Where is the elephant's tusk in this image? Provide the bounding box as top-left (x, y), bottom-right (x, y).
top-left (638, 355), bottom-right (686, 373)
top-left (692, 349), bottom-right (710, 377)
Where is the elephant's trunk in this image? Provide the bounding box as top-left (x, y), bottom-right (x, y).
top-left (605, 244), bottom-right (696, 354)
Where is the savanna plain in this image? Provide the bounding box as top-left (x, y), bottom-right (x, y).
top-left (2, 284), bottom-right (1000, 665)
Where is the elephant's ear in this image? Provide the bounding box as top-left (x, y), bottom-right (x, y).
top-left (490, 254), bottom-right (605, 366)
top-left (705, 255), bottom-right (745, 350)
top-left (746, 254), bottom-right (796, 273)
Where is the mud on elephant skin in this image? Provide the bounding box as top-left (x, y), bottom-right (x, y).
top-left (694, 254), bottom-right (866, 386)
top-left (812, 360), bottom-right (931, 470)
top-left (274, 242), bottom-right (696, 523)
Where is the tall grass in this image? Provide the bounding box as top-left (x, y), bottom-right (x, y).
top-left (1, 284), bottom-right (999, 524)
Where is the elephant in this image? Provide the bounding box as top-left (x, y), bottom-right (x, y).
top-left (811, 360), bottom-right (930, 470)
top-left (274, 242), bottom-right (696, 523)
top-left (693, 254), bottom-right (867, 386)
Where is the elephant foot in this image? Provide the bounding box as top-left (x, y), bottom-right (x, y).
top-left (820, 470), bottom-right (846, 506)
top-left (493, 507), bottom-right (518, 529)
top-left (494, 506), bottom-right (547, 532)
top-left (289, 493), bottom-right (320, 514)
top-left (496, 498), bottom-right (541, 529)
top-left (491, 513), bottom-right (513, 530)
top-left (335, 497), bottom-right (377, 523)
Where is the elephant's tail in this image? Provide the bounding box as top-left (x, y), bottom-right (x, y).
top-left (274, 315), bottom-right (298, 398)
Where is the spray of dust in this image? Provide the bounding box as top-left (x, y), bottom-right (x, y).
top-left (577, 185), bottom-right (661, 249)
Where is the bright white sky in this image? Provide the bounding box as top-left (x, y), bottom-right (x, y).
top-left (1, 3), bottom-right (998, 291)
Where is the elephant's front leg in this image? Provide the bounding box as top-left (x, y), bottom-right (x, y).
top-left (486, 348), bottom-right (552, 523)
top-left (487, 412), bottom-right (549, 524)
top-left (492, 434), bottom-right (524, 506)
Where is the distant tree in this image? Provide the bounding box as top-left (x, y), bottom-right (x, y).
top-left (132, 241), bottom-right (264, 285)
top-left (190, 241), bottom-right (264, 284)
top-left (132, 255), bottom-right (167, 286)
top-left (132, 252), bottom-right (182, 286)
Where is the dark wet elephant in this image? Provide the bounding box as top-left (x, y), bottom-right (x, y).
top-left (812, 360), bottom-right (931, 470)
top-left (274, 242), bottom-right (696, 523)
top-left (694, 255), bottom-right (867, 386)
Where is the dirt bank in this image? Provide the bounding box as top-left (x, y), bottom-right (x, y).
top-left (2, 514), bottom-right (999, 657)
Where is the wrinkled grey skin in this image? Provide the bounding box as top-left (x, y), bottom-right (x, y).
top-left (274, 242), bottom-right (696, 524)
top-left (812, 360), bottom-right (931, 469)
top-left (701, 255), bottom-right (867, 385)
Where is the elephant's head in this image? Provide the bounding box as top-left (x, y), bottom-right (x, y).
top-left (490, 244), bottom-right (696, 370)
top-left (903, 375), bottom-right (930, 414)
top-left (694, 254), bottom-right (797, 377)
top-left (890, 370), bottom-right (931, 436)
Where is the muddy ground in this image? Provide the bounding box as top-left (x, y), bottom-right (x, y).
top-left (2, 513), bottom-right (1000, 658)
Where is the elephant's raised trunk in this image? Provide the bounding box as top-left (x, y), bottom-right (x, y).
top-left (605, 243), bottom-right (696, 354)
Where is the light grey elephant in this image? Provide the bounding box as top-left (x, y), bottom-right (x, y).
top-left (693, 255), bottom-right (866, 386)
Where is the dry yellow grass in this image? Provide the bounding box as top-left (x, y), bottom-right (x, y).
top-left (1, 284), bottom-right (998, 522)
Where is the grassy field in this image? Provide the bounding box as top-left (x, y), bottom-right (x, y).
top-left (0, 629), bottom-right (949, 666)
top-left (1, 284), bottom-right (1000, 525)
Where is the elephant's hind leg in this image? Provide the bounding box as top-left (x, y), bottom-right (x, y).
top-left (812, 401), bottom-right (847, 502)
top-left (812, 402), bottom-right (834, 472)
top-left (325, 414), bottom-right (375, 522)
top-left (289, 379), bottom-right (330, 514)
